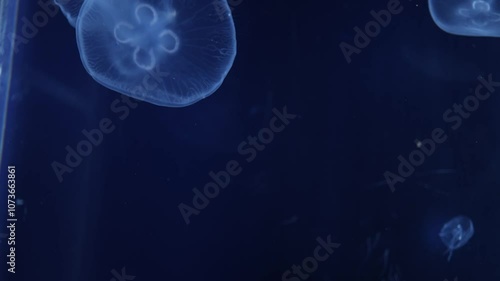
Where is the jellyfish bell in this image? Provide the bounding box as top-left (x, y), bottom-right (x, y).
top-left (75, 0), bottom-right (237, 107)
top-left (429, 0), bottom-right (500, 36)
top-left (439, 215), bottom-right (474, 261)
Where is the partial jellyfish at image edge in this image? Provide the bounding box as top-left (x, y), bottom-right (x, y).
top-left (58, 0), bottom-right (238, 107)
top-left (429, 0), bottom-right (500, 37)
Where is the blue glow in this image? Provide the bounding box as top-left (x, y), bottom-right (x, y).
top-left (429, 0), bottom-right (500, 36)
top-left (0, 0), bottom-right (19, 169)
top-left (54, 0), bottom-right (84, 27)
top-left (439, 215), bottom-right (474, 261)
top-left (74, 0), bottom-right (237, 107)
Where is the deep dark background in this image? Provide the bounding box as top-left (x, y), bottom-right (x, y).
top-left (2, 0), bottom-right (500, 280)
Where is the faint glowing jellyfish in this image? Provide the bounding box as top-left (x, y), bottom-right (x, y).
top-left (429, 0), bottom-right (500, 36)
top-left (439, 215), bottom-right (474, 261)
top-left (54, 0), bottom-right (84, 27)
top-left (75, 0), bottom-right (237, 107)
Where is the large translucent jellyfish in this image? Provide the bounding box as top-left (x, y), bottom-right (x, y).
top-left (439, 215), bottom-right (474, 261)
top-left (429, 0), bottom-right (500, 36)
top-left (54, 0), bottom-right (84, 27)
top-left (75, 0), bottom-right (237, 107)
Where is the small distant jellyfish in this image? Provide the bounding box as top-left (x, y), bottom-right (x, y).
top-left (429, 0), bottom-right (500, 36)
top-left (439, 215), bottom-right (474, 261)
top-left (54, 0), bottom-right (84, 27)
top-left (74, 0), bottom-right (237, 107)
top-left (16, 198), bottom-right (24, 206)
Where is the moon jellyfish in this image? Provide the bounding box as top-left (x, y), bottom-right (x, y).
top-left (439, 215), bottom-right (474, 261)
top-left (54, 0), bottom-right (84, 27)
top-left (429, 0), bottom-right (500, 36)
top-left (75, 0), bottom-right (237, 107)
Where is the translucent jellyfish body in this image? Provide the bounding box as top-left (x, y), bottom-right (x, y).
top-left (75, 0), bottom-right (237, 107)
top-left (54, 0), bottom-right (84, 27)
top-left (439, 215), bottom-right (474, 261)
top-left (429, 0), bottom-right (500, 37)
